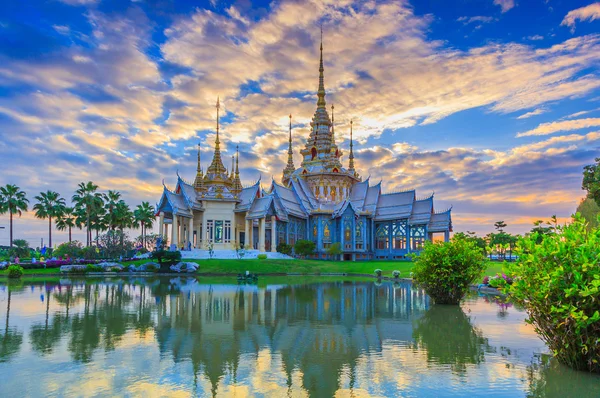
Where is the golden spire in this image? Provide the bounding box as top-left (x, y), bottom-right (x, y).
top-left (282, 114), bottom-right (296, 186)
top-left (348, 119), bottom-right (356, 176)
top-left (331, 104), bottom-right (336, 145)
top-left (205, 96), bottom-right (230, 185)
top-left (232, 145), bottom-right (243, 196)
top-left (230, 155), bottom-right (235, 179)
top-left (317, 25), bottom-right (326, 109)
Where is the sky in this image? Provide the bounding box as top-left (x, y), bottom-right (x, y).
top-left (0, 0), bottom-right (599, 247)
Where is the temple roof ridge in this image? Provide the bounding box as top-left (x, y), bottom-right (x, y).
top-left (435, 206), bottom-right (453, 214)
top-left (380, 188), bottom-right (416, 196)
top-left (416, 192), bottom-right (435, 201)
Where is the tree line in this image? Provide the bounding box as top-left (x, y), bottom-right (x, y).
top-left (0, 181), bottom-right (155, 249)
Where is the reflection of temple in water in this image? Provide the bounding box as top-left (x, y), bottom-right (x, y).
top-left (154, 280), bottom-right (430, 396)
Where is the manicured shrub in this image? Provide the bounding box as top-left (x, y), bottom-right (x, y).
top-left (412, 236), bottom-right (486, 304)
top-left (145, 263), bottom-right (158, 272)
top-left (151, 249), bottom-right (182, 272)
top-left (81, 246), bottom-right (99, 260)
top-left (294, 240), bottom-right (315, 258)
top-left (506, 215), bottom-right (600, 373)
top-left (392, 270), bottom-right (401, 278)
top-left (7, 265), bottom-right (24, 278)
top-left (257, 254), bottom-right (268, 260)
top-left (374, 269), bottom-right (382, 277)
top-left (276, 243), bottom-right (292, 256)
top-left (326, 242), bottom-right (342, 260)
top-left (53, 241), bottom-right (83, 259)
top-left (86, 264), bottom-right (103, 273)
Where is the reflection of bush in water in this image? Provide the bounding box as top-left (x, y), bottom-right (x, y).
top-left (527, 354), bottom-right (600, 398)
top-left (412, 305), bottom-right (489, 373)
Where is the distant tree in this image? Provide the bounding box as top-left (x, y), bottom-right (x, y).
top-left (529, 220), bottom-right (553, 243)
top-left (72, 182), bottom-right (103, 246)
top-left (10, 239), bottom-right (30, 258)
top-left (33, 190), bottom-right (66, 248)
top-left (103, 190), bottom-right (122, 231)
top-left (133, 202), bottom-right (155, 248)
top-left (326, 242), bottom-right (342, 260)
top-left (494, 221), bottom-right (507, 233)
top-left (114, 201), bottom-right (133, 245)
top-left (582, 157), bottom-right (600, 207)
top-left (0, 184), bottom-right (29, 247)
top-left (576, 197), bottom-right (600, 231)
top-left (56, 207), bottom-right (77, 243)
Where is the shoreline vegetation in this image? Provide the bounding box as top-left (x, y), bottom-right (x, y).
top-left (0, 258), bottom-right (506, 278)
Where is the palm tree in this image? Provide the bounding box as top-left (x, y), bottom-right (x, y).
top-left (72, 182), bottom-right (103, 246)
top-left (134, 202), bottom-right (155, 248)
top-left (0, 184), bottom-right (29, 247)
top-left (114, 201), bottom-right (133, 245)
top-left (33, 191), bottom-right (66, 248)
top-left (103, 190), bottom-right (121, 231)
top-left (56, 207), bottom-right (77, 243)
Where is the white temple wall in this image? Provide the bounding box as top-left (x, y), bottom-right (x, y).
top-left (202, 201), bottom-right (237, 249)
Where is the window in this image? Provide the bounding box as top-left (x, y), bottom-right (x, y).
top-left (206, 219), bottom-right (231, 244)
top-left (376, 223), bottom-right (389, 250)
top-left (411, 225), bottom-right (426, 250)
top-left (392, 220), bottom-right (407, 250)
top-left (355, 219), bottom-right (363, 242)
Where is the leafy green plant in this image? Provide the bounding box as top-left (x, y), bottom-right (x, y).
top-left (145, 263), bottom-right (158, 272)
top-left (86, 264), bottom-right (103, 272)
top-left (412, 236), bottom-right (486, 304)
top-left (9, 239), bottom-right (31, 258)
top-left (257, 254), bottom-right (267, 260)
top-left (294, 240), bottom-right (315, 258)
top-left (393, 270), bottom-right (401, 278)
top-left (81, 246), bottom-right (99, 260)
top-left (374, 269), bottom-right (382, 277)
top-left (506, 214), bottom-right (600, 373)
top-left (54, 241), bottom-right (83, 259)
top-left (326, 242), bottom-right (342, 260)
top-left (207, 242), bottom-right (214, 259)
top-left (276, 243), bottom-right (292, 256)
top-left (7, 265), bottom-right (24, 278)
top-left (150, 249), bottom-right (182, 272)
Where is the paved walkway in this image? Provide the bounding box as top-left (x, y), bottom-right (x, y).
top-left (141, 249), bottom-right (294, 260)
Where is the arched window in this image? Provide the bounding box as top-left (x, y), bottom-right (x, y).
top-left (332, 168), bottom-right (339, 173)
top-left (311, 147), bottom-right (317, 160)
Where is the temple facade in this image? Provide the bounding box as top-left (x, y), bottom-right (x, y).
top-left (155, 37), bottom-right (452, 260)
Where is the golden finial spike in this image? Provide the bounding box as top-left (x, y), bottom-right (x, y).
top-left (216, 96), bottom-right (220, 140)
top-left (317, 25), bottom-right (326, 109)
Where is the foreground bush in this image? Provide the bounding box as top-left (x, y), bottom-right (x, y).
top-left (412, 236), bottom-right (486, 304)
top-left (506, 215), bottom-right (600, 373)
top-left (257, 254), bottom-right (267, 260)
top-left (151, 249), bottom-right (182, 272)
top-left (53, 241), bottom-right (83, 259)
top-left (7, 265), bottom-right (24, 278)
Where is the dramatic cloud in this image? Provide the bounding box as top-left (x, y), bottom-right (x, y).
top-left (561, 3), bottom-right (600, 32)
top-left (0, 0), bottom-right (598, 243)
top-left (516, 118), bottom-right (600, 137)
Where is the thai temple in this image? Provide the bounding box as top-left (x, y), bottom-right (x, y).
top-left (155, 35), bottom-right (452, 260)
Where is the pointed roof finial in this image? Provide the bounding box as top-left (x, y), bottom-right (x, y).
top-left (331, 104), bottom-right (335, 143)
top-left (317, 24), bottom-right (326, 109)
top-left (349, 119), bottom-right (356, 175)
top-left (197, 143), bottom-right (202, 172)
top-left (282, 114), bottom-right (296, 185)
top-left (216, 96), bottom-right (220, 145)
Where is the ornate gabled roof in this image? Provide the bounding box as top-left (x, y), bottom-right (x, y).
top-left (235, 180), bottom-right (261, 211)
top-left (364, 182), bottom-right (381, 213)
top-left (291, 178), bottom-right (317, 211)
top-left (410, 196), bottom-right (433, 225)
top-left (428, 208), bottom-right (452, 232)
top-left (331, 198), bottom-right (362, 218)
top-left (246, 196), bottom-right (273, 220)
top-left (162, 186), bottom-right (192, 217)
top-left (374, 190), bottom-right (415, 221)
top-left (176, 175), bottom-right (200, 209)
top-left (271, 180), bottom-right (308, 219)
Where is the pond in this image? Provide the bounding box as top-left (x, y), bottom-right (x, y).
top-left (0, 277), bottom-right (598, 397)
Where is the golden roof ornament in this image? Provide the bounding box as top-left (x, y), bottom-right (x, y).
top-left (204, 96), bottom-right (232, 187)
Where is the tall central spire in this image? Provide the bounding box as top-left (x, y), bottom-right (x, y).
top-left (205, 96), bottom-right (229, 183)
top-left (317, 25), bottom-right (326, 109)
top-left (282, 114), bottom-right (296, 186)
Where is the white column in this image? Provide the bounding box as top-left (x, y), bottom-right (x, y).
top-left (171, 217), bottom-right (178, 250)
top-left (319, 185), bottom-right (324, 198)
top-left (158, 212), bottom-right (164, 238)
top-left (249, 219), bottom-right (254, 249)
top-left (259, 218), bottom-right (266, 252)
top-left (245, 219), bottom-right (250, 249)
top-left (163, 222), bottom-right (168, 239)
top-left (178, 216), bottom-right (184, 249)
top-left (188, 215), bottom-right (194, 249)
top-left (201, 214), bottom-right (207, 249)
top-left (271, 216), bottom-right (277, 252)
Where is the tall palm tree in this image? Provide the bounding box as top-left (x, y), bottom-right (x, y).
top-left (114, 200), bottom-right (133, 246)
top-left (72, 182), bottom-right (103, 247)
top-left (103, 190), bottom-right (121, 231)
top-left (33, 191), bottom-right (66, 248)
top-left (134, 202), bottom-right (155, 248)
top-left (56, 207), bottom-right (77, 243)
top-left (0, 184), bottom-right (29, 247)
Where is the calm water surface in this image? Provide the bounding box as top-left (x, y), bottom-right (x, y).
top-left (0, 277), bottom-right (598, 397)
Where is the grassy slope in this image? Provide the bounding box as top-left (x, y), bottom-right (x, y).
top-left (0, 258), bottom-right (507, 278)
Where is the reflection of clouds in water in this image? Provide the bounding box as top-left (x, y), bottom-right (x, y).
top-left (0, 279), bottom-right (598, 396)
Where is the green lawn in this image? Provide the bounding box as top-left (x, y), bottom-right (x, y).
top-left (0, 258), bottom-right (508, 278)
